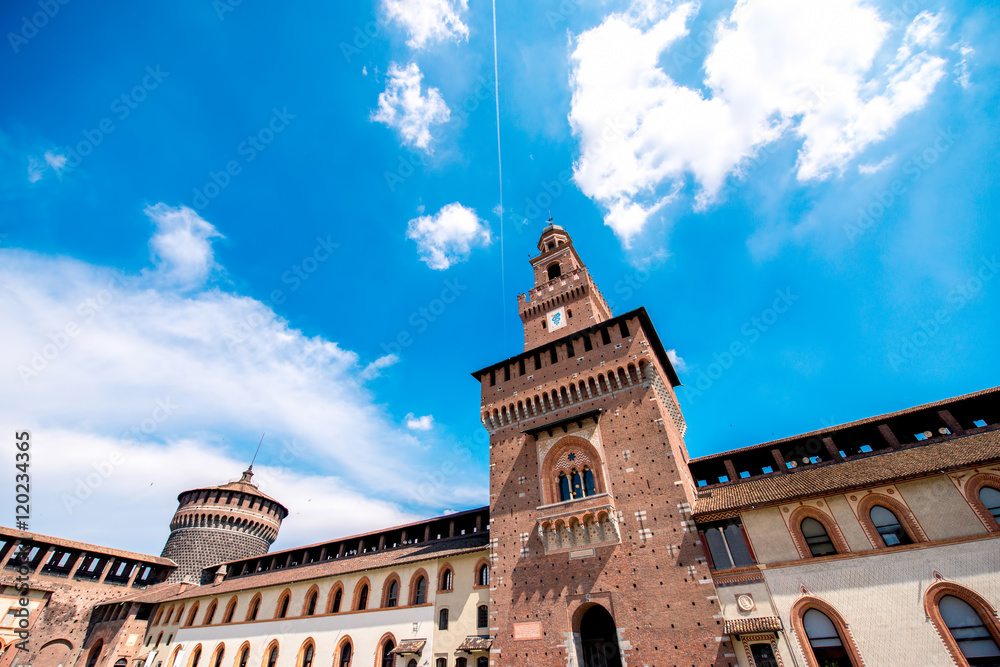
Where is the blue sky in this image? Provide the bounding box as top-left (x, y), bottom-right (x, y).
top-left (1, 0), bottom-right (997, 555)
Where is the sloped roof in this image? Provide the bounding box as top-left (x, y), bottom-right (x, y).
top-left (0, 526), bottom-right (175, 567)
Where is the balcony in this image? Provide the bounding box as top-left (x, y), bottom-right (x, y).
top-left (536, 495), bottom-right (620, 555)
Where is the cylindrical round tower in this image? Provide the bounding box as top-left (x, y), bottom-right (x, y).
top-left (160, 467), bottom-right (288, 584)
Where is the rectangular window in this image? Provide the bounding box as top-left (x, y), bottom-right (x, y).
top-left (618, 320), bottom-right (630, 339)
top-left (702, 519), bottom-right (754, 570)
top-left (566, 340), bottom-right (575, 357)
top-left (600, 327), bottom-right (611, 345)
top-left (519, 359), bottom-right (525, 375)
top-left (550, 348), bottom-right (558, 364)
top-left (582, 335), bottom-right (593, 352)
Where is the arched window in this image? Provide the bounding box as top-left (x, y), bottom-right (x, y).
top-left (802, 609), bottom-right (853, 666)
top-left (440, 567), bottom-right (453, 591)
top-left (174, 605), bottom-right (185, 625)
top-left (210, 645), bottom-right (225, 667)
top-left (380, 641), bottom-right (395, 667)
top-left (980, 487), bottom-right (1000, 524)
top-left (331, 587), bottom-right (343, 613)
top-left (356, 584), bottom-right (369, 611)
top-left (222, 597), bottom-right (237, 623)
top-left (477, 564), bottom-right (489, 587)
top-left (235, 645), bottom-right (249, 667)
top-left (455, 658), bottom-right (467, 667)
top-left (407, 661), bottom-right (417, 667)
top-left (386, 579), bottom-right (399, 608)
top-left (203, 600), bottom-right (217, 625)
top-left (476, 658), bottom-right (488, 667)
top-left (85, 641), bottom-right (103, 667)
top-left (582, 466), bottom-right (596, 496)
top-left (162, 606), bottom-right (174, 625)
top-left (337, 641), bottom-right (352, 667)
top-left (436, 660), bottom-right (447, 667)
top-left (570, 470), bottom-right (582, 498)
top-left (263, 643), bottom-right (278, 667)
top-left (547, 263), bottom-right (561, 280)
top-left (558, 472), bottom-right (571, 502)
top-left (246, 595), bottom-right (260, 621)
top-left (439, 608), bottom-right (449, 630)
top-left (116, 659), bottom-right (128, 667)
top-left (478, 604), bottom-right (488, 628)
top-left (189, 645), bottom-right (202, 667)
top-left (297, 642), bottom-right (314, 667)
top-left (276, 591), bottom-right (290, 618)
top-left (869, 505), bottom-right (912, 546)
top-left (154, 608), bottom-right (164, 625)
top-left (801, 518), bottom-right (837, 557)
top-left (156, 633), bottom-right (163, 648)
top-left (185, 603), bottom-right (199, 627)
top-left (939, 595), bottom-right (1000, 664)
top-left (305, 590), bottom-right (317, 616)
top-left (412, 576), bottom-right (427, 605)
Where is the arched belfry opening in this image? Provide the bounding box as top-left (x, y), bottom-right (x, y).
top-left (547, 262), bottom-right (561, 280)
top-left (577, 604), bottom-right (622, 667)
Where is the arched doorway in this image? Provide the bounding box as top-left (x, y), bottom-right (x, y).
top-left (578, 605), bottom-right (621, 667)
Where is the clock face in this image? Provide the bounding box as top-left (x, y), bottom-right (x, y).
top-left (546, 306), bottom-right (567, 332)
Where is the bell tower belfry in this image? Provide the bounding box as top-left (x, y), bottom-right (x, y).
top-left (517, 222), bottom-right (612, 350)
top-left (474, 222), bottom-right (729, 667)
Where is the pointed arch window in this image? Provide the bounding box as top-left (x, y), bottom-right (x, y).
top-left (222, 597), bottom-right (237, 623)
top-left (264, 643), bottom-right (278, 667)
top-left (413, 576), bottom-right (427, 605)
top-left (203, 600), bottom-right (217, 625)
top-left (210, 646), bottom-right (225, 667)
top-left (305, 590), bottom-right (317, 616)
top-left (236, 646), bottom-right (249, 667)
top-left (337, 642), bottom-right (352, 667)
top-left (386, 580), bottom-right (399, 608)
top-left (477, 564), bottom-right (489, 587)
top-left (869, 505), bottom-right (912, 546)
top-left (380, 641), bottom-right (395, 667)
top-left (558, 472), bottom-right (571, 502)
top-left (189, 646), bottom-right (203, 667)
top-left (803, 609), bottom-right (854, 666)
top-left (276, 591), bottom-right (290, 619)
top-left (246, 596), bottom-right (260, 621)
top-left (332, 588), bottom-right (343, 613)
top-left (357, 584), bottom-right (369, 611)
top-left (440, 567), bottom-right (453, 591)
top-left (801, 518), bottom-right (837, 557)
top-left (297, 642), bottom-right (314, 667)
top-left (980, 487), bottom-right (1000, 524)
top-left (570, 470), bottom-right (583, 498)
top-left (582, 466), bottom-right (596, 496)
top-left (939, 595), bottom-right (1000, 664)
top-left (184, 603), bottom-right (199, 627)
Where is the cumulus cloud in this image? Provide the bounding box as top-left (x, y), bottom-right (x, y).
top-left (372, 62), bottom-right (451, 151)
top-left (858, 156), bottom-right (895, 175)
top-left (406, 202), bottom-right (491, 270)
top-left (568, 0), bottom-right (949, 245)
top-left (384, 0), bottom-right (469, 49)
top-left (405, 413), bottom-right (434, 430)
top-left (667, 348), bottom-right (687, 373)
top-left (0, 205), bottom-right (487, 553)
top-left (144, 203), bottom-right (224, 290)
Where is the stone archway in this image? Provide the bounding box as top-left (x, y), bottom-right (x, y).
top-left (577, 605), bottom-right (622, 667)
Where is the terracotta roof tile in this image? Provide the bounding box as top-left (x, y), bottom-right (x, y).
top-left (95, 582), bottom-right (198, 606)
top-left (725, 616), bottom-right (782, 635)
top-left (160, 534), bottom-right (488, 602)
top-left (456, 636), bottom-right (493, 652)
top-left (390, 639), bottom-right (427, 655)
top-left (693, 428), bottom-right (1000, 518)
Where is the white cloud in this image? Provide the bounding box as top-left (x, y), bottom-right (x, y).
top-left (372, 63), bottom-right (451, 151)
top-left (952, 41), bottom-right (974, 88)
top-left (383, 0), bottom-right (469, 49)
top-left (144, 203), bottom-right (224, 290)
top-left (0, 206), bottom-right (487, 554)
top-left (406, 202), bottom-right (491, 270)
top-left (858, 156), bottom-right (896, 174)
top-left (27, 151), bottom-right (68, 183)
top-left (568, 0), bottom-right (948, 245)
top-left (667, 348), bottom-right (687, 373)
top-left (360, 353), bottom-right (400, 380)
top-left (405, 413), bottom-right (434, 430)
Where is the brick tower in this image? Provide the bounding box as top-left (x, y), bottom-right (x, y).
top-left (475, 224), bottom-right (729, 666)
top-left (160, 467), bottom-right (288, 584)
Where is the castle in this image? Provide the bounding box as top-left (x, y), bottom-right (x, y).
top-left (2, 224), bottom-right (998, 667)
